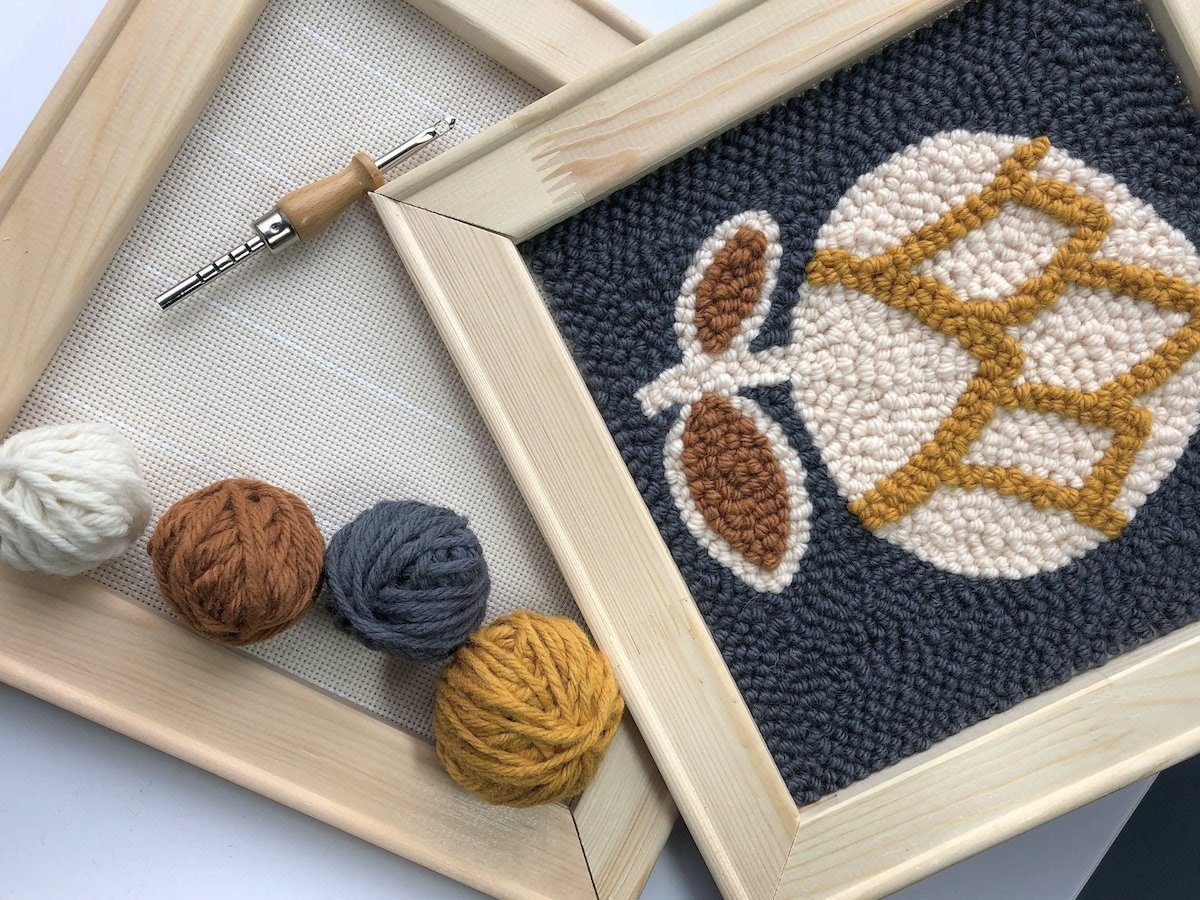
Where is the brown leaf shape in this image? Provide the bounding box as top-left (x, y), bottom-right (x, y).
top-left (682, 394), bottom-right (789, 570)
top-left (694, 226), bottom-right (769, 354)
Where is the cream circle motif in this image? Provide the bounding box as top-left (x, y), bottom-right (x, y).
top-left (790, 130), bottom-right (1200, 578)
top-left (638, 132), bottom-right (1200, 586)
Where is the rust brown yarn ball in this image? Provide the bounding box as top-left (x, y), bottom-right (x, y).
top-left (147, 478), bottom-right (324, 646)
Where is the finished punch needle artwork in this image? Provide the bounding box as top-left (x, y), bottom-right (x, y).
top-left (527, 0), bottom-right (1200, 804)
top-left (636, 134), bottom-right (1200, 584)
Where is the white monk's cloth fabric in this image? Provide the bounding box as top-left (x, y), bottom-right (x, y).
top-left (10, 0), bottom-right (581, 739)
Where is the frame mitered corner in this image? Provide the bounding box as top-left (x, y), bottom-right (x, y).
top-left (378, 0), bottom-right (965, 241)
top-left (370, 1), bottom-right (1200, 896)
top-left (572, 716), bottom-right (677, 899)
top-left (0, 564), bottom-right (600, 900)
top-left (372, 193), bottom-right (799, 900)
top-left (0, 1), bottom-right (673, 897)
top-left (405, 0), bottom-right (650, 94)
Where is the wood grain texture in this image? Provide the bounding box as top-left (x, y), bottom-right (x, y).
top-left (277, 152), bottom-right (384, 242)
top-left (378, 0), bottom-right (963, 240)
top-left (0, 0), bottom-right (141, 219)
top-left (373, 4), bottom-right (1200, 882)
top-left (374, 196), bottom-right (798, 900)
top-left (572, 716), bottom-right (675, 899)
top-left (406, 0), bottom-right (648, 93)
top-left (1145, 0), bottom-right (1200, 105)
top-left (0, 2), bottom-right (670, 897)
top-left (0, 0), bottom-right (269, 432)
top-left (778, 621), bottom-right (1200, 898)
top-left (567, 0), bottom-right (651, 44)
top-left (0, 565), bottom-right (596, 900)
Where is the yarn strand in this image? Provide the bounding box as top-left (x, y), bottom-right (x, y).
top-left (324, 501), bottom-right (489, 661)
top-left (0, 423), bottom-right (152, 576)
top-left (434, 612), bottom-right (623, 807)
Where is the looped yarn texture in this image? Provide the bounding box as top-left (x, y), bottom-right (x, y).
top-left (147, 478), bottom-right (323, 646)
top-left (0, 423), bottom-right (152, 576)
top-left (523, 0), bottom-right (1200, 807)
top-left (324, 500), bottom-right (489, 661)
top-left (433, 611), bottom-right (624, 807)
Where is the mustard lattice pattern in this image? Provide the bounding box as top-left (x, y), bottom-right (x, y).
top-left (807, 137), bottom-right (1200, 539)
top-left (528, 0), bottom-right (1200, 808)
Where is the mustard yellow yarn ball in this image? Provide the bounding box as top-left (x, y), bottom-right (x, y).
top-left (433, 611), bottom-right (624, 807)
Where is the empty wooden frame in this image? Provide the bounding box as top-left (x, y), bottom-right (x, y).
top-left (373, 0), bottom-right (1200, 896)
top-left (0, 1), bottom-right (677, 898)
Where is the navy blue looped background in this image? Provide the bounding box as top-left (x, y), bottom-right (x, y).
top-left (522, 0), bottom-right (1200, 804)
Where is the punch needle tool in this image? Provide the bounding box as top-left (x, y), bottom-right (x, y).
top-left (155, 116), bottom-right (456, 310)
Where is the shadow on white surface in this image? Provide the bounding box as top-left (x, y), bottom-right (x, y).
top-left (0, 681), bottom-right (1148, 899)
top-left (0, 0), bottom-right (110, 165)
top-left (0, 683), bottom-right (721, 899)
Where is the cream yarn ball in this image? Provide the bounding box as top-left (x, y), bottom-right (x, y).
top-left (0, 423), bottom-right (152, 576)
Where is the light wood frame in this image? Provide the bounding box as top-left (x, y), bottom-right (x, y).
top-left (372, 0), bottom-right (1200, 896)
top-left (0, 2), bottom-right (677, 898)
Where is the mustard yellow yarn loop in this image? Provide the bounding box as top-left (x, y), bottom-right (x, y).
top-left (433, 611), bottom-right (624, 807)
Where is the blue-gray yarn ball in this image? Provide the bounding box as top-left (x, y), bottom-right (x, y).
top-left (324, 501), bottom-right (490, 661)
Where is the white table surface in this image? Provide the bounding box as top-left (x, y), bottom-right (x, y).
top-left (0, 2), bottom-right (1152, 897)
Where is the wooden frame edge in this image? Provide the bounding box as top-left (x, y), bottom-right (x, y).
top-left (369, 2), bottom-right (1200, 894)
top-left (378, 0), bottom-right (963, 241)
top-left (567, 0), bottom-right (651, 45)
top-left (0, 565), bottom-right (595, 900)
top-left (1144, 0), bottom-right (1200, 103)
top-left (373, 195), bottom-right (796, 900)
top-left (777, 619), bottom-right (1200, 898)
top-left (0, 1), bottom-right (673, 897)
top-left (406, 0), bottom-right (650, 93)
top-left (0, 0), bottom-right (271, 429)
top-left (0, 0), bottom-right (141, 218)
top-left (573, 714), bottom-right (676, 898)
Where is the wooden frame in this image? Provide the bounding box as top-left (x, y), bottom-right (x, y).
top-left (372, 0), bottom-right (1200, 896)
top-left (0, 2), bottom-right (677, 898)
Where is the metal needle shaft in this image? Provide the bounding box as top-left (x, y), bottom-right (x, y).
top-left (155, 116), bottom-right (456, 311)
top-left (156, 236), bottom-right (266, 310)
top-left (375, 115), bottom-right (456, 169)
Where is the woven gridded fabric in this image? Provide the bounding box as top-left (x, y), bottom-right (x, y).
top-left (525, 0), bottom-right (1200, 803)
top-left (9, 0), bottom-right (579, 740)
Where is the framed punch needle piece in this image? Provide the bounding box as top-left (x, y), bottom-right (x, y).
top-left (374, 0), bottom-right (1200, 895)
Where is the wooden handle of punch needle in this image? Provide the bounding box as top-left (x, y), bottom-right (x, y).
top-left (277, 152), bottom-right (385, 242)
top-left (155, 119), bottom-right (454, 310)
